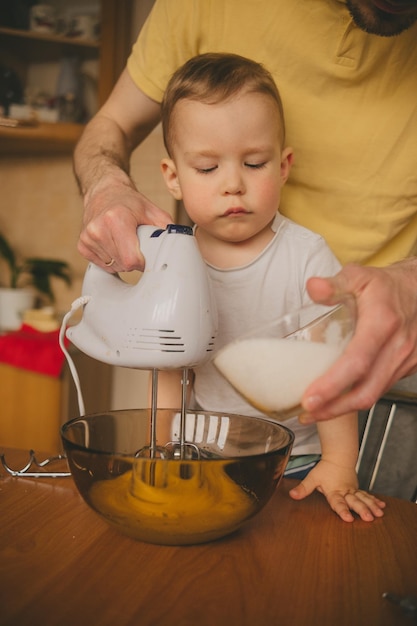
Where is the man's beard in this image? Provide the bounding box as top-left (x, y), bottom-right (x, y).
top-left (346, 0), bottom-right (417, 36)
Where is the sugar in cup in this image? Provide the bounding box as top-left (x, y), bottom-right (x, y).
top-left (214, 299), bottom-right (356, 421)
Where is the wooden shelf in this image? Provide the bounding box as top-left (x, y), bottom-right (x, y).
top-left (0, 121), bottom-right (84, 154)
top-left (0, 26), bottom-right (100, 66)
top-left (0, 0), bottom-right (131, 154)
top-left (0, 26), bottom-right (100, 48)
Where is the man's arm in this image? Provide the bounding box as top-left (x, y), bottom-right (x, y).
top-left (73, 69), bottom-right (172, 271)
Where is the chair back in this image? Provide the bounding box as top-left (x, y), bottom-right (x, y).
top-left (356, 390), bottom-right (417, 503)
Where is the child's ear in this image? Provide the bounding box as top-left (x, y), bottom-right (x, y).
top-left (280, 147), bottom-right (294, 184)
top-left (161, 158), bottom-right (183, 200)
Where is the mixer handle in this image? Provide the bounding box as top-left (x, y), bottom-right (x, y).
top-left (137, 224), bottom-right (194, 269)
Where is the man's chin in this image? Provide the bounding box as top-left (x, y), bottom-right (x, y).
top-left (346, 0), bottom-right (417, 36)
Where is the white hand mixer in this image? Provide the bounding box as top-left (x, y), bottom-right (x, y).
top-left (60, 224), bottom-right (218, 460)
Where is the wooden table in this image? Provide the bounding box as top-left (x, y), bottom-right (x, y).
top-left (1, 447), bottom-right (416, 626)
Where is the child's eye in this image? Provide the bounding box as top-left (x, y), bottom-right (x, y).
top-left (196, 166), bottom-right (217, 174)
top-left (245, 162), bottom-right (267, 169)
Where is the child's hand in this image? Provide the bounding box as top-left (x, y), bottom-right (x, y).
top-left (288, 459), bottom-right (386, 522)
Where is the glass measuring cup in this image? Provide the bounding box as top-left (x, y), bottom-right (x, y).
top-left (214, 299), bottom-right (356, 421)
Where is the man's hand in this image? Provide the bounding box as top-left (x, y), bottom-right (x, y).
top-left (77, 174), bottom-right (172, 272)
top-left (301, 259), bottom-right (417, 421)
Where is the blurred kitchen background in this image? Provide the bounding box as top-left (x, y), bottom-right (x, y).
top-left (0, 0), bottom-right (176, 451)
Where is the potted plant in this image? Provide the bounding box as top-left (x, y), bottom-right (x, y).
top-left (0, 231), bottom-right (72, 331)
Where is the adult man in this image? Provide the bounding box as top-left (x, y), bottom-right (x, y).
top-left (73, 0), bottom-right (417, 422)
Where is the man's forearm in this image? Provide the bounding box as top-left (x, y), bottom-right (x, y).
top-left (73, 113), bottom-right (134, 199)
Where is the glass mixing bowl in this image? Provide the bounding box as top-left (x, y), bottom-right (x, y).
top-left (214, 300), bottom-right (356, 421)
top-left (61, 409), bottom-right (294, 546)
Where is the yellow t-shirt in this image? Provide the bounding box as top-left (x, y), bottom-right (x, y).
top-left (127, 0), bottom-right (417, 267)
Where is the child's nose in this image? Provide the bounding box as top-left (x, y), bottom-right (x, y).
top-left (223, 166), bottom-right (245, 195)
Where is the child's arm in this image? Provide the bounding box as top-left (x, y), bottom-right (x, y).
top-left (289, 412), bottom-right (386, 522)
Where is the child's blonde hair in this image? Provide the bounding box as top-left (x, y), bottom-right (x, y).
top-left (162, 52), bottom-right (286, 156)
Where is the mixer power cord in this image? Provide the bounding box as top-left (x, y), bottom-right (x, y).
top-left (59, 295), bottom-right (92, 416)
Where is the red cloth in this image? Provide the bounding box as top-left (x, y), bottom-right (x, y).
top-left (0, 324), bottom-right (68, 378)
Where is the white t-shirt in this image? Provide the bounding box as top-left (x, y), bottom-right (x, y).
top-left (191, 213), bottom-right (341, 455)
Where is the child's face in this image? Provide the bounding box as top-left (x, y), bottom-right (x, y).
top-left (161, 91), bottom-right (293, 245)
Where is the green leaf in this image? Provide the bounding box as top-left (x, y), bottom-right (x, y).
top-left (23, 258), bottom-right (73, 302)
top-left (0, 232), bottom-right (16, 267)
top-left (0, 232), bottom-right (20, 287)
top-left (0, 233), bottom-right (72, 298)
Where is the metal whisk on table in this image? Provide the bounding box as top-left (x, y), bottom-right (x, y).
top-left (0, 449), bottom-right (71, 478)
